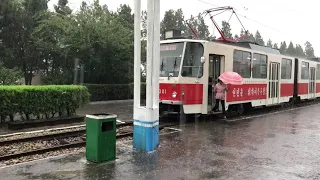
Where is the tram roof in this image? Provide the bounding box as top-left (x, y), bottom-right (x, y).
top-left (160, 38), bottom-right (320, 62)
top-left (160, 39), bottom-right (208, 44)
top-left (160, 38), bottom-right (281, 55)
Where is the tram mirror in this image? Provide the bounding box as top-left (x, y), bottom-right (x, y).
top-left (200, 56), bottom-right (205, 64)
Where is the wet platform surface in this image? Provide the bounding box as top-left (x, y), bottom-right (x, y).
top-left (1, 104), bottom-right (320, 180)
top-left (77, 100), bottom-right (134, 122)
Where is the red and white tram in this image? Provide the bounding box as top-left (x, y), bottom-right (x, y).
top-left (159, 38), bottom-right (320, 117)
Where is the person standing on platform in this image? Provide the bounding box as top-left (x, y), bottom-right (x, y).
top-left (212, 78), bottom-right (228, 118)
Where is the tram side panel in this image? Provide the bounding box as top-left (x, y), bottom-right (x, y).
top-left (224, 47), bottom-right (268, 109)
top-left (279, 57), bottom-right (295, 104)
top-left (307, 60), bottom-right (317, 99)
top-left (316, 63), bottom-right (320, 98)
top-left (295, 58), bottom-right (319, 101)
top-left (293, 58), bottom-right (299, 102)
top-left (296, 59), bottom-right (309, 100)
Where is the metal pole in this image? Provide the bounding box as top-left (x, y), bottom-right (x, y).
top-left (146, 0), bottom-right (155, 122)
top-left (134, 0), bottom-right (141, 107)
top-left (152, 0), bottom-right (160, 108)
top-left (73, 58), bottom-right (79, 85)
top-left (80, 65), bottom-right (84, 85)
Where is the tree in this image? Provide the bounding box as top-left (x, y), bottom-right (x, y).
top-left (141, 10), bottom-right (147, 64)
top-left (280, 41), bottom-right (287, 54)
top-left (160, 9), bottom-right (187, 39)
top-left (175, 9), bottom-right (186, 35)
top-left (116, 4), bottom-right (134, 30)
top-left (33, 1), bottom-right (135, 84)
top-left (305, 41), bottom-right (315, 58)
top-left (0, 66), bottom-right (23, 85)
top-left (54, 0), bottom-right (72, 15)
top-left (196, 13), bottom-right (210, 40)
top-left (273, 43), bottom-right (279, 49)
top-left (239, 29), bottom-right (255, 42)
top-left (141, 10), bottom-right (147, 38)
top-left (32, 11), bottom-right (75, 84)
top-left (0, 0), bottom-right (49, 85)
top-left (221, 21), bottom-right (232, 39)
top-left (185, 15), bottom-right (197, 38)
top-left (286, 41), bottom-right (296, 56)
top-left (1, 2), bottom-right (318, 86)
top-left (267, 39), bottom-right (273, 48)
top-left (254, 31), bottom-right (264, 46)
top-left (295, 44), bottom-right (305, 58)
top-left (161, 10), bottom-right (176, 34)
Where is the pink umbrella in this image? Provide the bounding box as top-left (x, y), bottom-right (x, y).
top-left (218, 71), bottom-right (243, 85)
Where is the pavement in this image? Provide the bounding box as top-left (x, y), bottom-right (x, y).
top-left (0, 100), bottom-right (134, 136)
top-left (77, 100), bottom-right (134, 122)
top-left (1, 104), bottom-right (320, 180)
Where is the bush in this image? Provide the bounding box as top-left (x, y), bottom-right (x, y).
top-left (0, 85), bottom-right (90, 122)
top-left (85, 83), bottom-right (146, 101)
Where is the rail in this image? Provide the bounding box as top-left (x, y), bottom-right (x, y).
top-left (0, 122), bottom-right (177, 161)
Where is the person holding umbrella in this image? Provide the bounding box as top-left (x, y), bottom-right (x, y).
top-left (212, 78), bottom-right (228, 118)
top-left (212, 71), bottom-right (243, 118)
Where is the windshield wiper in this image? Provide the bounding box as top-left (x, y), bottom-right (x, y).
top-left (168, 57), bottom-right (177, 79)
top-left (160, 58), bottom-right (164, 71)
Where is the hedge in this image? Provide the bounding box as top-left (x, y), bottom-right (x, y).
top-left (0, 85), bottom-right (90, 122)
top-left (85, 83), bottom-right (146, 101)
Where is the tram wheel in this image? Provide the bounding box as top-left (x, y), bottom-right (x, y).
top-left (236, 104), bottom-right (245, 115)
top-left (179, 106), bottom-right (195, 122)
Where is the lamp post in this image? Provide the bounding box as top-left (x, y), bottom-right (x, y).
top-left (133, 0), bottom-right (160, 152)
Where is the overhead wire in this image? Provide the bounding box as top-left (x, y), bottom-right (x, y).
top-left (197, 0), bottom-right (285, 35)
top-left (195, 0), bottom-right (320, 56)
top-left (227, 11), bottom-right (233, 24)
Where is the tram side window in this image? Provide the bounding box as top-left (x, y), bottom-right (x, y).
top-left (281, 58), bottom-right (292, 79)
top-left (301, 61), bottom-right (309, 79)
top-left (252, 53), bottom-right (267, 78)
top-left (233, 50), bottom-right (251, 78)
top-left (316, 64), bottom-right (320, 80)
top-left (181, 42), bottom-right (204, 77)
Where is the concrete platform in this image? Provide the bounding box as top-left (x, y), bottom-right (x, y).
top-left (77, 100), bottom-right (134, 123)
top-left (1, 104), bottom-right (320, 180)
top-left (0, 100), bottom-right (134, 136)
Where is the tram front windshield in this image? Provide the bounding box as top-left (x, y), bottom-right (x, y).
top-left (160, 42), bottom-right (184, 77)
top-left (160, 42), bottom-right (204, 78)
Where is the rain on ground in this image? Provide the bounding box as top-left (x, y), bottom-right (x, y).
top-left (0, 103), bottom-right (320, 180)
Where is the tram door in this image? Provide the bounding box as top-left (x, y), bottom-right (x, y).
top-left (268, 62), bottom-right (280, 105)
top-left (309, 67), bottom-right (316, 98)
top-left (208, 54), bottom-right (225, 112)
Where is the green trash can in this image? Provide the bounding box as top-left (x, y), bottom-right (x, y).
top-left (85, 114), bottom-right (117, 163)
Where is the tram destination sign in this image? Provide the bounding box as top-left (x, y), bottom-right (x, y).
top-left (160, 42), bottom-right (184, 57)
top-left (160, 44), bottom-right (176, 51)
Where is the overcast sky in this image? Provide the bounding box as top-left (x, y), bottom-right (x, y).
top-left (48, 0), bottom-right (319, 56)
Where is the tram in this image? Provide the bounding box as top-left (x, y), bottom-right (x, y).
top-left (159, 33), bottom-right (320, 116)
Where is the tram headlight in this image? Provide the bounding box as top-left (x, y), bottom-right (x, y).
top-left (172, 91), bottom-right (177, 98)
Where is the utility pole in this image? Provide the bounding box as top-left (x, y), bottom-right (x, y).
top-left (133, 0), bottom-right (160, 152)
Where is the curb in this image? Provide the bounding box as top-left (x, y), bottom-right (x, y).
top-left (89, 99), bottom-right (134, 105)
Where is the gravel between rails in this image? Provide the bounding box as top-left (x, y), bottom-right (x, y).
top-left (0, 127), bottom-right (86, 141)
top-left (0, 126), bottom-right (133, 157)
top-left (0, 122), bottom-right (133, 142)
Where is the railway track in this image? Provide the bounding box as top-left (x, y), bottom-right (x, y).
top-left (0, 122), bottom-right (133, 146)
top-left (0, 122), bottom-right (177, 162)
top-left (211, 98), bottom-right (320, 122)
top-left (1, 99), bottom-right (318, 163)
